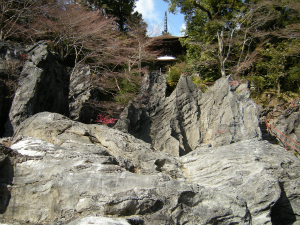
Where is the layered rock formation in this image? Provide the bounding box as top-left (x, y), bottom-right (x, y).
top-left (271, 100), bottom-right (300, 145)
top-left (181, 139), bottom-right (300, 225)
top-left (0, 112), bottom-right (299, 224)
top-left (1, 112), bottom-right (250, 224)
top-left (5, 41), bottom-right (69, 135)
top-left (200, 77), bottom-right (261, 147)
top-left (115, 73), bottom-right (261, 156)
top-left (69, 65), bottom-right (95, 123)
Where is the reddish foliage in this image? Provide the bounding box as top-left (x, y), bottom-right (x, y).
top-left (95, 114), bottom-right (118, 125)
top-left (18, 53), bottom-right (28, 61)
top-left (213, 129), bottom-right (230, 134)
top-left (228, 80), bottom-right (242, 86)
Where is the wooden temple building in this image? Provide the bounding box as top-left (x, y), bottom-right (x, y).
top-left (150, 12), bottom-right (186, 72)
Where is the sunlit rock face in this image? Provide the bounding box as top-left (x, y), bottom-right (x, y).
top-left (0, 112), bottom-right (299, 224)
top-left (0, 112), bottom-right (250, 225)
top-left (6, 41), bottom-right (69, 136)
top-left (0, 42), bottom-right (298, 225)
top-left (199, 76), bottom-right (261, 147)
top-left (115, 73), bottom-right (261, 156)
top-left (181, 139), bottom-right (300, 225)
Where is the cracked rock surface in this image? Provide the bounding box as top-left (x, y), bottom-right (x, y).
top-left (1, 113), bottom-right (251, 224)
top-left (0, 112), bottom-right (299, 224)
top-left (115, 73), bottom-right (261, 156)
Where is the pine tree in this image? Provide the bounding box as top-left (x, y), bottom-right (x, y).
top-left (88, 0), bottom-right (136, 31)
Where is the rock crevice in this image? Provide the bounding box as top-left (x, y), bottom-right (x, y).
top-left (116, 73), bottom-right (261, 155)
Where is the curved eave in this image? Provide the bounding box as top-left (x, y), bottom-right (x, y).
top-left (151, 34), bottom-right (188, 39)
top-left (155, 58), bottom-right (178, 61)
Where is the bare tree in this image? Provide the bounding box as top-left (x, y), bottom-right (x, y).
top-left (217, 28), bottom-right (235, 77)
top-left (32, 3), bottom-right (134, 90)
top-left (0, 0), bottom-right (37, 41)
top-left (125, 17), bottom-right (162, 76)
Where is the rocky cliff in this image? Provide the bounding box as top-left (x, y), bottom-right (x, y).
top-left (0, 41), bottom-right (299, 225)
top-left (5, 42), bottom-right (69, 136)
top-left (1, 113), bottom-right (299, 224)
top-left (115, 73), bottom-right (261, 156)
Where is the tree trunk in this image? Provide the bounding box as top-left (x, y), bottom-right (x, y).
top-left (0, 29), bottom-right (3, 41)
top-left (217, 30), bottom-right (226, 77)
top-left (138, 44), bottom-right (141, 76)
top-left (128, 61), bottom-right (131, 72)
top-left (220, 63), bottom-right (226, 77)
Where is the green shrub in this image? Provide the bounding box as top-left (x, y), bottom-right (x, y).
top-left (165, 62), bottom-right (190, 88)
top-left (294, 151), bottom-right (299, 158)
top-left (119, 78), bottom-right (138, 94)
top-left (114, 92), bottom-right (135, 106)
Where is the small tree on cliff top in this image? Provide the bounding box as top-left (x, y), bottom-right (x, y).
top-left (126, 13), bottom-right (162, 76)
top-left (32, 3), bottom-right (135, 90)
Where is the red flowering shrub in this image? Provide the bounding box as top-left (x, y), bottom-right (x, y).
top-left (18, 53), bottom-right (28, 61)
top-left (95, 114), bottom-right (118, 125)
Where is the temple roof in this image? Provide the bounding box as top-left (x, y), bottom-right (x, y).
top-left (154, 34), bottom-right (182, 40)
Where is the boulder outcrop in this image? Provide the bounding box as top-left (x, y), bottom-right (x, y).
top-left (199, 76), bottom-right (261, 147)
top-left (115, 73), bottom-right (261, 156)
top-left (181, 139), bottom-right (300, 225)
top-left (5, 41), bottom-right (69, 136)
top-left (0, 41), bottom-right (299, 224)
top-left (1, 112), bottom-right (252, 224)
top-left (0, 112), bottom-right (299, 224)
top-left (271, 100), bottom-right (300, 146)
top-left (69, 66), bottom-right (97, 123)
top-left (115, 73), bottom-right (202, 156)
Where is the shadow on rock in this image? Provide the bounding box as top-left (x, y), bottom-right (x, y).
top-left (271, 182), bottom-right (296, 225)
top-left (0, 145), bottom-right (15, 214)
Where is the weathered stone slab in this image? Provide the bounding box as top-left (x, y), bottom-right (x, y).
top-left (0, 112), bottom-right (251, 224)
top-left (181, 139), bottom-right (300, 224)
top-left (6, 42), bottom-right (69, 135)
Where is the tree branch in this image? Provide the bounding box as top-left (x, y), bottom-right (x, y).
top-left (193, 0), bottom-right (212, 20)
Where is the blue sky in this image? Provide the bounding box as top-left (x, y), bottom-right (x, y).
top-left (135, 0), bottom-right (186, 37)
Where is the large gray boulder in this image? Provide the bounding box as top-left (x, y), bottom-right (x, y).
top-left (0, 112), bottom-right (299, 224)
top-left (115, 73), bottom-right (261, 155)
top-left (12, 112), bottom-right (183, 177)
top-left (115, 73), bottom-right (201, 156)
top-left (68, 66), bottom-right (97, 123)
top-left (149, 75), bottom-right (202, 156)
top-left (5, 41), bottom-right (69, 135)
top-left (199, 76), bottom-right (261, 147)
top-left (0, 112), bottom-right (250, 224)
top-left (270, 100), bottom-right (300, 150)
top-left (181, 139), bottom-right (300, 225)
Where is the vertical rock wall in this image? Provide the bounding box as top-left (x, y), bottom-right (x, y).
top-left (200, 76), bottom-right (261, 147)
top-left (6, 42), bottom-right (69, 135)
top-left (115, 73), bottom-right (261, 155)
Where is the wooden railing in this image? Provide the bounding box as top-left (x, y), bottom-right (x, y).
top-left (265, 98), bottom-right (300, 153)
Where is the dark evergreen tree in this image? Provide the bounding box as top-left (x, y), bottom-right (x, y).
top-left (89, 0), bottom-right (136, 31)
